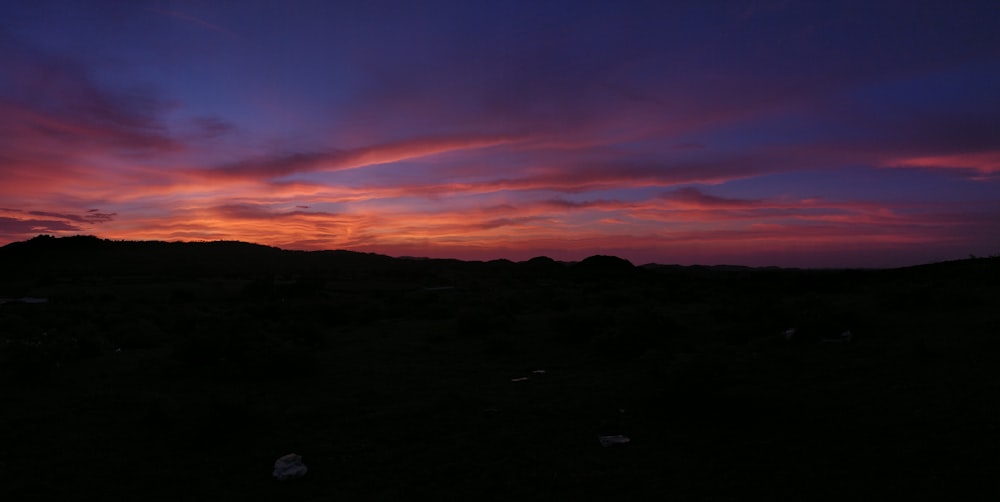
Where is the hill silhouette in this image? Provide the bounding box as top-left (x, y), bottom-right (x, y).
top-left (6, 234), bottom-right (995, 278)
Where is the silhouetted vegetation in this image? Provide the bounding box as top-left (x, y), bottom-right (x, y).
top-left (2, 235), bottom-right (999, 500)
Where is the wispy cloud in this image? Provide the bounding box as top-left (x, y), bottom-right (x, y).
top-left (0, 35), bottom-right (178, 155)
top-left (0, 216), bottom-right (81, 234)
top-left (0, 34), bottom-right (181, 211)
top-left (658, 187), bottom-right (761, 208)
top-left (189, 116), bottom-right (237, 140)
top-left (150, 8), bottom-right (242, 40)
top-left (883, 150), bottom-right (1000, 177)
top-left (27, 210), bottom-right (117, 224)
top-left (202, 134), bottom-right (519, 180)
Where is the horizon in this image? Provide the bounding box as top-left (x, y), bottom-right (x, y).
top-left (8, 233), bottom-right (994, 271)
top-left (2, 2), bottom-right (999, 269)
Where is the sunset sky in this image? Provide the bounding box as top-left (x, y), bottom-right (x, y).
top-left (2, 1), bottom-right (998, 267)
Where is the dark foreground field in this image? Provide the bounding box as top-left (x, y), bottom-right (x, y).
top-left (2, 236), bottom-right (999, 500)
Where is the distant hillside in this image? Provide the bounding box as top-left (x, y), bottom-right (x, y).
top-left (0, 235), bottom-right (387, 279)
top-left (2, 234), bottom-right (996, 285)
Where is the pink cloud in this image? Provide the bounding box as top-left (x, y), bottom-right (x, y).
top-left (9, 184), bottom-right (989, 269)
top-left (203, 134), bottom-right (519, 179)
top-left (883, 150), bottom-right (1000, 175)
top-left (658, 187), bottom-right (761, 208)
top-left (321, 155), bottom-right (788, 198)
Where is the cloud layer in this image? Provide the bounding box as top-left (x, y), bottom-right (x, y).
top-left (1, 1), bottom-right (998, 267)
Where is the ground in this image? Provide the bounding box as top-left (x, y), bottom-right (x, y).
top-left (2, 240), bottom-right (998, 500)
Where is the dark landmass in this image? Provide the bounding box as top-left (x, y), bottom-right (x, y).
top-left (2, 235), bottom-right (999, 500)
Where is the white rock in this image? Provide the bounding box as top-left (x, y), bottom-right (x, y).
top-left (273, 453), bottom-right (308, 481)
